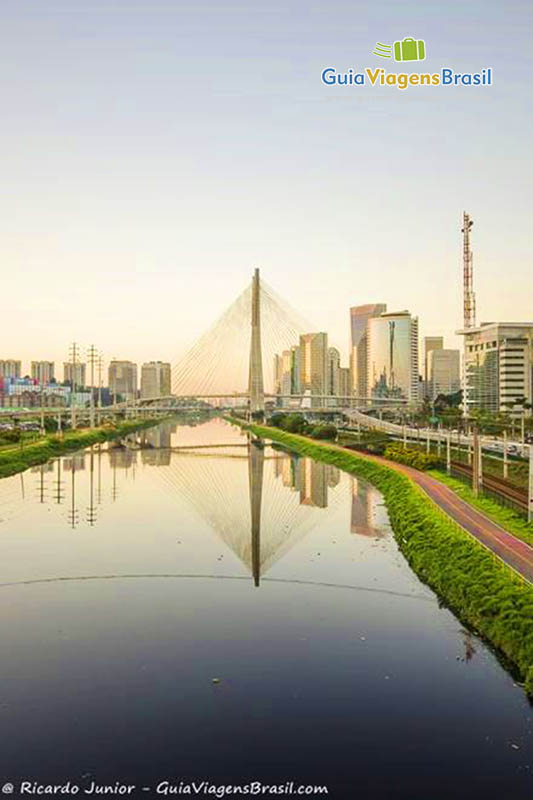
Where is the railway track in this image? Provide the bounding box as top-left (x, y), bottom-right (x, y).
top-left (451, 460), bottom-right (528, 512)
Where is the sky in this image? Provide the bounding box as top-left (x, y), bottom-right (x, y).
top-left (1, 0), bottom-right (532, 377)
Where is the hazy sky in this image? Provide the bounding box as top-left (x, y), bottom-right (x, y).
top-left (1, 0), bottom-right (531, 375)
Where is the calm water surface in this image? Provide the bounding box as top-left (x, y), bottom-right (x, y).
top-left (0, 418), bottom-right (531, 799)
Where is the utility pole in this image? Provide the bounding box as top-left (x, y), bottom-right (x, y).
top-left (528, 444), bottom-right (533, 524)
top-left (40, 386), bottom-right (45, 436)
top-left (87, 344), bottom-right (98, 429)
top-left (503, 429), bottom-right (508, 479)
top-left (67, 459), bottom-right (79, 529)
top-left (472, 427), bottom-right (483, 497)
top-left (53, 458), bottom-right (65, 505)
top-left (97, 353), bottom-right (104, 410)
top-left (446, 430), bottom-right (451, 474)
top-left (478, 433), bottom-right (483, 492)
top-left (87, 447), bottom-right (97, 526)
top-left (472, 428), bottom-right (479, 496)
top-left (69, 341), bottom-right (80, 430)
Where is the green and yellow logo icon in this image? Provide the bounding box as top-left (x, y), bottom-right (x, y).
top-left (373, 38), bottom-right (426, 62)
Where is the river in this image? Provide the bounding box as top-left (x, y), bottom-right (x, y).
top-left (0, 418), bottom-right (531, 799)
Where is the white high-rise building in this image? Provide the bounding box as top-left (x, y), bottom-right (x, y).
top-left (0, 360), bottom-right (22, 379)
top-left (108, 360), bottom-right (138, 401)
top-left (31, 361), bottom-right (55, 385)
top-left (141, 361), bottom-right (171, 399)
top-left (459, 322), bottom-right (533, 413)
top-left (349, 304), bottom-right (387, 399)
top-left (63, 361), bottom-right (86, 388)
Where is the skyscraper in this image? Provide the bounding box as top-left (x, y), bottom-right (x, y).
top-left (459, 322), bottom-right (533, 413)
top-left (367, 311), bottom-right (419, 404)
top-left (299, 333), bottom-right (328, 405)
top-left (327, 347), bottom-right (341, 396)
top-left (31, 361), bottom-right (55, 385)
top-left (349, 304), bottom-right (387, 399)
top-left (0, 360), bottom-right (22, 379)
top-left (108, 360), bottom-right (138, 401)
top-left (63, 361), bottom-right (86, 387)
top-left (428, 349), bottom-right (460, 400)
top-left (141, 361), bottom-right (171, 399)
top-left (339, 367), bottom-right (351, 399)
top-left (290, 345), bottom-right (301, 395)
top-left (423, 336), bottom-right (444, 396)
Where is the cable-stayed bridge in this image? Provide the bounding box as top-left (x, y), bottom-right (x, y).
top-left (143, 267), bottom-right (407, 414)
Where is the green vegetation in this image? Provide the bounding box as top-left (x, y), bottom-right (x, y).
top-left (228, 418), bottom-right (533, 697)
top-left (383, 443), bottom-right (440, 471)
top-left (397, 437), bottom-right (529, 491)
top-left (269, 412), bottom-right (337, 440)
top-left (338, 428), bottom-right (391, 455)
top-left (428, 470), bottom-right (533, 547)
top-left (0, 418), bottom-right (171, 479)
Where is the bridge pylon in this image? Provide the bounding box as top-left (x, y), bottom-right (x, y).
top-left (248, 267), bottom-right (264, 414)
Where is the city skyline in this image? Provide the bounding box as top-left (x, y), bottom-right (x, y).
top-left (1, 1), bottom-right (532, 369)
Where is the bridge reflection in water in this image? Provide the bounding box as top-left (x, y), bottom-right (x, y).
top-left (0, 421), bottom-right (387, 582)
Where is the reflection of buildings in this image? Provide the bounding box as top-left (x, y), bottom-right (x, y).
top-left (108, 447), bottom-right (137, 470)
top-left (299, 459), bottom-right (328, 508)
top-left (31, 462), bottom-right (54, 473)
top-left (63, 454), bottom-right (86, 471)
top-left (273, 453), bottom-right (339, 508)
top-left (146, 442), bottom-right (345, 586)
top-left (350, 477), bottom-right (385, 537)
top-left (140, 423), bottom-right (173, 466)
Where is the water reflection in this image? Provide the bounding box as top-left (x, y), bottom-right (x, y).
top-left (350, 478), bottom-right (386, 537)
top-left (1, 419), bottom-right (532, 797)
top-left (0, 422), bottom-right (388, 584)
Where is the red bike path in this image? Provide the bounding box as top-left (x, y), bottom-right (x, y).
top-left (357, 450), bottom-right (533, 584)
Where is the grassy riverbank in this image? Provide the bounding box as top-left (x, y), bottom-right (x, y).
top-left (0, 417), bottom-right (171, 480)
top-left (427, 470), bottom-right (533, 547)
top-left (228, 418), bottom-right (533, 697)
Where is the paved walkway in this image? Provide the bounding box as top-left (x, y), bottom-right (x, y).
top-left (358, 450), bottom-right (533, 584)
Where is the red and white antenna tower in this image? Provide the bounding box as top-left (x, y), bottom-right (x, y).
top-left (462, 212), bottom-right (476, 329)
